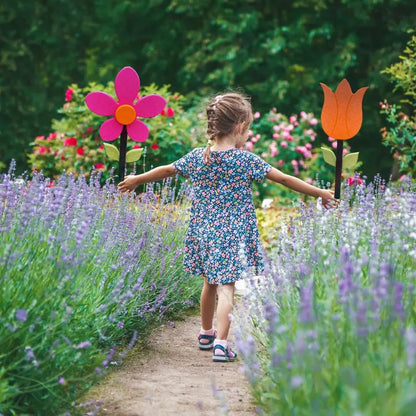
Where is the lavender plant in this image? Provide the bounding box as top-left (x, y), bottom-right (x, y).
top-left (0, 165), bottom-right (199, 416)
top-left (236, 177), bottom-right (416, 415)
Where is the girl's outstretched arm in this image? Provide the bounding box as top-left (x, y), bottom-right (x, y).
top-left (266, 167), bottom-right (336, 208)
top-left (118, 164), bottom-right (176, 193)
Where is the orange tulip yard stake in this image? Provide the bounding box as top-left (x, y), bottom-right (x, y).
top-left (320, 79), bottom-right (368, 199)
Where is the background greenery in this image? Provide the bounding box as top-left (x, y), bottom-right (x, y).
top-left (1, 0), bottom-right (415, 178)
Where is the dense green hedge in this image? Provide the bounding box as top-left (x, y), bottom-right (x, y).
top-left (1, 1), bottom-right (415, 177)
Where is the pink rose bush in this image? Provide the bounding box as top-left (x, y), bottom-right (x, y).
top-left (28, 82), bottom-right (197, 182)
top-left (248, 108), bottom-right (359, 203)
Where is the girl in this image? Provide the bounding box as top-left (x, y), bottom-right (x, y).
top-left (118, 92), bottom-right (335, 362)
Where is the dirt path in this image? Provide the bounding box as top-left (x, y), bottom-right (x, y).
top-left (83, 298), bottom-right (255, 415)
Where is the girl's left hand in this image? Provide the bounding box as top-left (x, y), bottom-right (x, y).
top-left (118, 175), bottom-right (139, 193)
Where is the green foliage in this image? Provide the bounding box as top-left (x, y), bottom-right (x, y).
top-left (380, 33), bottom-right (416, 177)
top-left (1, 0), bottom-right (415, 179)
top-left (27, 82), bottom-right (200, 182)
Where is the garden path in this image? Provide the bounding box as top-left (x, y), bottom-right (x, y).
top-left (84, 296), bottom-right (255, 415)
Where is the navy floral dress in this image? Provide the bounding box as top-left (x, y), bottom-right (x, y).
top-left (173, 147), bottom-right (272, 285)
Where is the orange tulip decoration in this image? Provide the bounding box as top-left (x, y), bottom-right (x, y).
top-left (320, 79), bottom-right (368, 199)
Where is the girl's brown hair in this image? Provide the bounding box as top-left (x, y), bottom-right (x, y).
top-left (203, 92), bottom-right (253, 164)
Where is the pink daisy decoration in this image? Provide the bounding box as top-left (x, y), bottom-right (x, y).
top-left (85, 66), bottom-right (166, 180)
top-left (85, 66), bottom-right (166, 142)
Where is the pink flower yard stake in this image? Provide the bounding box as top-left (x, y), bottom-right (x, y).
top-left (85, 66), bottom-right (166, 181)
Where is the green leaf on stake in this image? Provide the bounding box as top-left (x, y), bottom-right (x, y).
top-left (103, 143), bottom-right (120, 161)
top-left (321, 146), bottom-right (336, 167)
top-left (342, 152), bottom-right (359, 169)
top-left (126, 148), bottom-right (143, 163)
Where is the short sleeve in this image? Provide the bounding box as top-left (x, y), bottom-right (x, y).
top-left (173, 149), bottom-right (196, 178)
top-left (246, 152), bottom-right (272, 183)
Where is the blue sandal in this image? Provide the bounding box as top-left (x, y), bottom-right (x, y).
top-left (198, 331), bottom-right (217, 350)
top-left (212, 344), bottom-right (238, 362)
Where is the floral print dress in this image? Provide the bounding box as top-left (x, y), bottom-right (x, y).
top-left (173, 147), bottom-right (272, 284)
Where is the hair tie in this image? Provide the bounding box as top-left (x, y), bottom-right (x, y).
top-left (207, 139), bottom-right (215, 147)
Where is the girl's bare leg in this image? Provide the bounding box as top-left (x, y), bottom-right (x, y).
top-left (200, 277), bottom-right (218, 330)
top-left (216, 282), bottom-right (235, 341)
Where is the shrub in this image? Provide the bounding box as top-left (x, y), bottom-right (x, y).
top-left (236, 177), bottom-right (416, 415)
top-left (380, 33), bottom-right (416, 178)
top-left (0, 168), bottom-right (199, 415)
top-left (28, 83), bottom-right (200, 182)
top-left (248, 109), bottom-right (359, 204)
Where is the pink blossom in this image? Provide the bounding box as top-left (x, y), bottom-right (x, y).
top-left (280, 141), bottom-right (288, 148)
top-left (261, 152), bottom-right (267, 158)
top-left (47, 133), bottom-right (57, 141)
top-left (272, 133), bottom-right (279, 139)
top-left (399, 174), bottom-right (407, 181)
top-left (343, 149), bottom-right (348, 156)
top-left (95, 163), bottom-right (105, 169)
top-left (328, 136), bottom-right (336, 142)
top-left (306, 177), bottom-right (313, 184)
top-left (248, 130), bottom-right (253, 137)
top-left (291, 159), bottom-right (299, 166)
top-left (270, 145), bottom-right (278, 157)
top-left (245, 141), bottom-right (254, 151)
top-left (278, 160), bottom-right (285, 167)
top-left (255, 134), bottom-right (261, 139)
top-left (300, 111), bottom-right (307, 119)
top-left (273, 125), bottom-right (280, 132)
top-left (254, 111), bottom-right (261, 119)
top-left (332, 142), bottom-right (337, 149)
top-left (305, 143), bottom-right (312, 150)
top-left (166, 107), bottom-right (175, 117)
top-left (310, 118), bottom-right (318, 125)
top-left (251, 136), bottom-right (258, 143)
top-left (76, 147), bottom-right (85, 156)
top-left (64, 137), bottom-right (77, 146)
top-left (37, 146), bottom-right (47, 154)
top-left (65, 88), bottom-right (74, 101)
top-left (285, 124), bottom-right (294, 132)
top-left (347, 177), bottom-right (363, 186)
top-left (289, 115), bottom-right (297, 123)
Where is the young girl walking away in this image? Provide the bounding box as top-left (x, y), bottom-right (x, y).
top-left (118, 92), bottom-right (335, 362)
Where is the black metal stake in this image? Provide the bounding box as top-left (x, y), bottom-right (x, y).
top-left (334, 139), bottom-right (343, 199)
top-left (119, 125), bottom-right (127, 182)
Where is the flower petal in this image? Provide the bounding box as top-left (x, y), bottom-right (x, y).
top-left (115, 66), bottom-right (140, 104)
top-left (127, 119), bottom-right (149, 142)
top-left (346, 86), bottom-right (368, 138)
top-left (134, 94), bottom-right (166, 118)
top-left (99, 118), bottom-right (123, 141)
top-left (320, 83), bottom-right (338, 138)
top-left (85, 92), bottom-right (117, 116)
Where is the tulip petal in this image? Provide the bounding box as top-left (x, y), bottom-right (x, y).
top-left (115, 66), bottom-right (140, 104)
top-left (320, 83), bottom-right (338, 138)
top-left (99, 118), bottom-right (123, 141)
top-left (134, 94), bottom-right (166, 118)
top-left (127, 119), bottom-right (149, 142)
top-left (85, 92), bottom-right (118, 116)
top-left (346, 86), bottom-right (368, 138)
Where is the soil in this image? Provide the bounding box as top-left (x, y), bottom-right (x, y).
top-left (83, 296), bottom-right (255, 416)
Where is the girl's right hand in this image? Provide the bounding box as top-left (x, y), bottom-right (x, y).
top-left (118, 175), bottom-right (139, 193)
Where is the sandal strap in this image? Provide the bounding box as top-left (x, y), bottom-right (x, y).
top-left (213, 344), bottom-right (237, 358)
top-left (198, 332), bottom-right (215, 341)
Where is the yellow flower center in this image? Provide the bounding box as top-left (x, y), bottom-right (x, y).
top-left (115, 104), bottom-right (136, 125)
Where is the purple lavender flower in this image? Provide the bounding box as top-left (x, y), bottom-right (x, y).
top-left (15, 309), bottom-right (28, 322)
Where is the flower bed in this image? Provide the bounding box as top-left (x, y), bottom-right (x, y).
top-left (236, 177), bottom-right (416, 415)
top-left (0, 170), bottom-right (199, 416)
